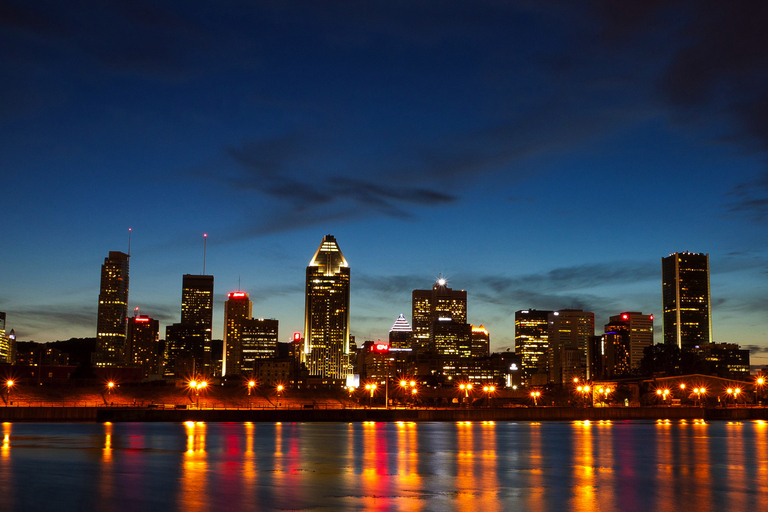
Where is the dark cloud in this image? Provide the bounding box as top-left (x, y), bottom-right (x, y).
top-left (7, 303), bottom-right (95, 340)
top-left (725, 172), bottom-right (768, 223)
top-left (745, 345), bottom-right (768, 355)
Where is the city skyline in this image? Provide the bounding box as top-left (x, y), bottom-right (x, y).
top-left (2, 2), bottom-right (768, 368)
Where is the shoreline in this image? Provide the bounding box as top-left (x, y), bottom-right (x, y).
top-left (1, 405), bottom-right (765, 423)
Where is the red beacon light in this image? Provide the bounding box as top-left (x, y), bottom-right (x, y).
top-left (621, 314), bottom-right (629, 320)
top-left (649, 314), bottom-right (654, 321)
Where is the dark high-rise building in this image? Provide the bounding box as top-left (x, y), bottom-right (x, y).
top-left (182, 274), bottom-right (214, 343)
top-left (223, 291), bottom-right (252, 376)
top-left (411, 278), bottom-right (467, 353)
top-left (240, 318), bottom-right (279, 375)
top-left (470, 325), bottom-right (490, 358)
top-left (547, 309), bottom-right (594, 384)
top-left (605, 312), bottom-right (654, 370)
top-left (515, 309), bottom-right (552, 386)
top-left (304, 235), bottom-right (351, 379)
top-left (126, 315), bottom-right (160, 378)
top-left (0, 311), bottom-right (14, 364)
top-left (662, 252), bottom-right (712, 350)
top-left (95, 251), bottom-right (130, 367)
top-left (389, 314), bottom-right (412, 350)
top-left (165, 274), bottom-right (215, 378)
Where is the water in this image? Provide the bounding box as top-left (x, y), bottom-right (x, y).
top-left (1, 420), bottom-right (767, 511)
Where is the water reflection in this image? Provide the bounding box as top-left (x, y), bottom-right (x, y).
top-left (179, 421), bottom-right (209, 512)
top-left (0, 420), bottom-right (766, 512)
top-left (0, 423), bottom-right (13, 511)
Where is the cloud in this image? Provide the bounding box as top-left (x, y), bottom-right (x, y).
top-left (725, 172), bottom-right (768, 223)
top-left (745, 345), bottom-right (768, 355)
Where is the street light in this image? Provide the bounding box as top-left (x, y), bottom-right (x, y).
top-left (5, 380), bottom-right (13, 405)
top-left (189, 380), bottom-right (207, 408)
top-left (530, 390), bottom-right (541, 406)
top-left (726, 387), bottom-right (741, 407)
top-left (576, 385), bottom-right (591, 407)
top-left (693, 387), bottom-right (706, 406)
top-left (248, 380), bottom-right (256, 395)
top-left (656, 388), bottom-right (670, 404)
top-left (756, 377), bottom-right (765, 404)
top-left (365, 383), bottom-right (377, 407)
top-left (459, 383), bottom-right (473, 406)
top-left (482, 385), bottom-right (496, 407)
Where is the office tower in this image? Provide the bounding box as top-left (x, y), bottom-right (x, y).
top-left (431, 318), bottom-right (472, 357)
top-left (126, 315), bottom-right (160, 378)
top-left (240, 318), bottom-right (279, 375)
top-left (223, 291), bottom-right (252, 376)
top-left (547, 309), bottom-right (594, 384)
top-left (471, 325), bottom-right (490, 358)
top-left (411, 278), bottom-right (467, 353)
top-left (95, 251), bottom-right (130, 367)
top-left (662, 252), bottom-right (712, 350)
top-left (589, 333), bottom-right (629, 379)
top-left (182, 274), bottom-right (214, 342)
top-left (304, 235), bottom-right (351, 379)
top-left (166, 274), bottom-right (215, 378)
top-left (605, 312), bottom-right (654, 370)
top-left (389, 314), bottom-right (412, 349)
top-left (0, 312), bottom-right (14, 364)
top-left (515, 309), bottom-right (552, 386)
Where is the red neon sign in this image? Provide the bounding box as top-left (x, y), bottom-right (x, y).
top-left (229, 292), bottom-right (246, 298)
top-left (374, 343), bottom-right (389, 352)
top-left (293, 332), bottom-right (302, 342)
top-left (135, 317), bottom-right (150, 323)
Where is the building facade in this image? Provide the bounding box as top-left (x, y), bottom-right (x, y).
top-left (471, 325), bottom-right (490, 358)
top-left (662, 252), bottom-right (712, 350)
top-left (304, 235), bottom-right (351, 379)
top-left (94, 251), bottom-right (130, 366)
top-left (411, 278), bottom-right (467, 353)
top-left (240, 318), bottom-right (280, 375)
top-left (515, 309), bottom-right (551, 386)
top-left (125, 315), bottom-right (160, 378)
top-left (605, 312), bottom-right (654, 370)
top-left (547, 309), bottom-right (594, 384)
top-left (222, 291), bottom-right (252, 376)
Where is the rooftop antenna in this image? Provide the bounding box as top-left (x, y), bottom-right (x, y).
top-left (203, 233), bottom-right (208, 275)
top-left (128, 227), bottom-right (132, 256)
top-left (238, 275), bottom-right (241, 292)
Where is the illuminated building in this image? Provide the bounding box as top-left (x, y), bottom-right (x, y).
top-left (662, 252), bottom-right (712, 349)
top-left (240, 318), bottom-right (279, 375)
top-left (605, 312), bottom-right (654, 370)
top-left (304, 235), bottom-right (351, 379)
top-left (695, 342), bottom-right (750, 378)
top-left (95, 251), bottom-right (130, 367)
top-left (388, 314), bottom-right (412, 349)
top-left (358, 340), bottom-right (395, 383)
top-left (411, 278), bottom-right (467, 353)
top-left (125, 315), bottom-right (160, 378)
top-left (0, 312), bottom-right (14, 364)
top-left (515, 309), bottom-right (551, 386)
top-left (589, 333), bottom-right (629, 379)
top-left (181, 274), bottom-right (214, 343)
top-left (14, 341), bottom-right (68, 366)
top-left (547, 309), bottom-right (594, 384)
top-left (471, 324), bottom-right (490, 358)
top-left (223, 291), bottom-right (252, 376)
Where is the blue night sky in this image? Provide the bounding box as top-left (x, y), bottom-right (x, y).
top-left (2, 1), bottom-right (768, 367)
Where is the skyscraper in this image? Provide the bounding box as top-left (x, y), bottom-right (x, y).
top-left (0, 312), bottom-right (14, 364)
top-left (470, 325), bottom-right (490, 358)
top-left (662, 252), bottom-right (712, 350)
top-left (223, 291), bottom-right (252, 377)
top-left (95, 251), bottom-right (130, 367)
top-left (411, 278), bottom-right (467, 353)
top-left (181, 274), bottom-right (214, 343)
top-left (240, 318), bottom-right (279, 375)
top-left (515, 309), bottom-right (552, 386)
top-left (166, 274), bottom-right (214, 378)
top-left (126, 315), bottom-right (160, 378)
top-left (605, 312), bottom-right (654, 370)
top-left (304, 235), bottom-right (351, 379)
top-left (547, 309), bottom-right (594, 384)
top-left (389, 314), bottom-right (412, 349)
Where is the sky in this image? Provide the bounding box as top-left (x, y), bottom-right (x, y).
top-left (2, 1), bottom-right (768, 367)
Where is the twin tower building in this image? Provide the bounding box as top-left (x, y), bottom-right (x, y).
top-left (94, 235), bottom-right (354, 380)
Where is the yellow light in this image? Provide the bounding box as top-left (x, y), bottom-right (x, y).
top-left (107, 381), bottom-right (114, 389)
top-left (277, 385), bottom-right (284, 392)
top-left (200, 381), bottom-right (207, 389)
top-left (680, 383), bottom-right (686, 390)
top-left (6, 380), bottom-right (14, 388)
top-left (410, 381), bottom-right (416, 387)
top-left (189, 380), bottom-right (197, 388)
top-left (656, 389), bottom-right (662, 395)
top-left (400, 380), bottom-right (407, 388)
top-left (248, 380), bottom-right (256, 387)
top-left (758, 378), bottom-right (765, 385)
top-left (584, 385), bottom-right (590, 392)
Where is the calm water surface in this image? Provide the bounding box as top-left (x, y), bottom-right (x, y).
top-left (1, 419), bottom-right (767, 511)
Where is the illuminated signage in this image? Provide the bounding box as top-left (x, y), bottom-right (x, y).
top-left (293, 332), bottom-right (302, 343)
top-left (135, 317), bottom-right (150, 323)
top-left (373, 343), bottom-right (390, 353)
top-left (229, 292), bottom-right (246, 298)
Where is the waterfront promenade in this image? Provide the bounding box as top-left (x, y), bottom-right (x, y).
top-left (1, 404), bottom-right (765, 422)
